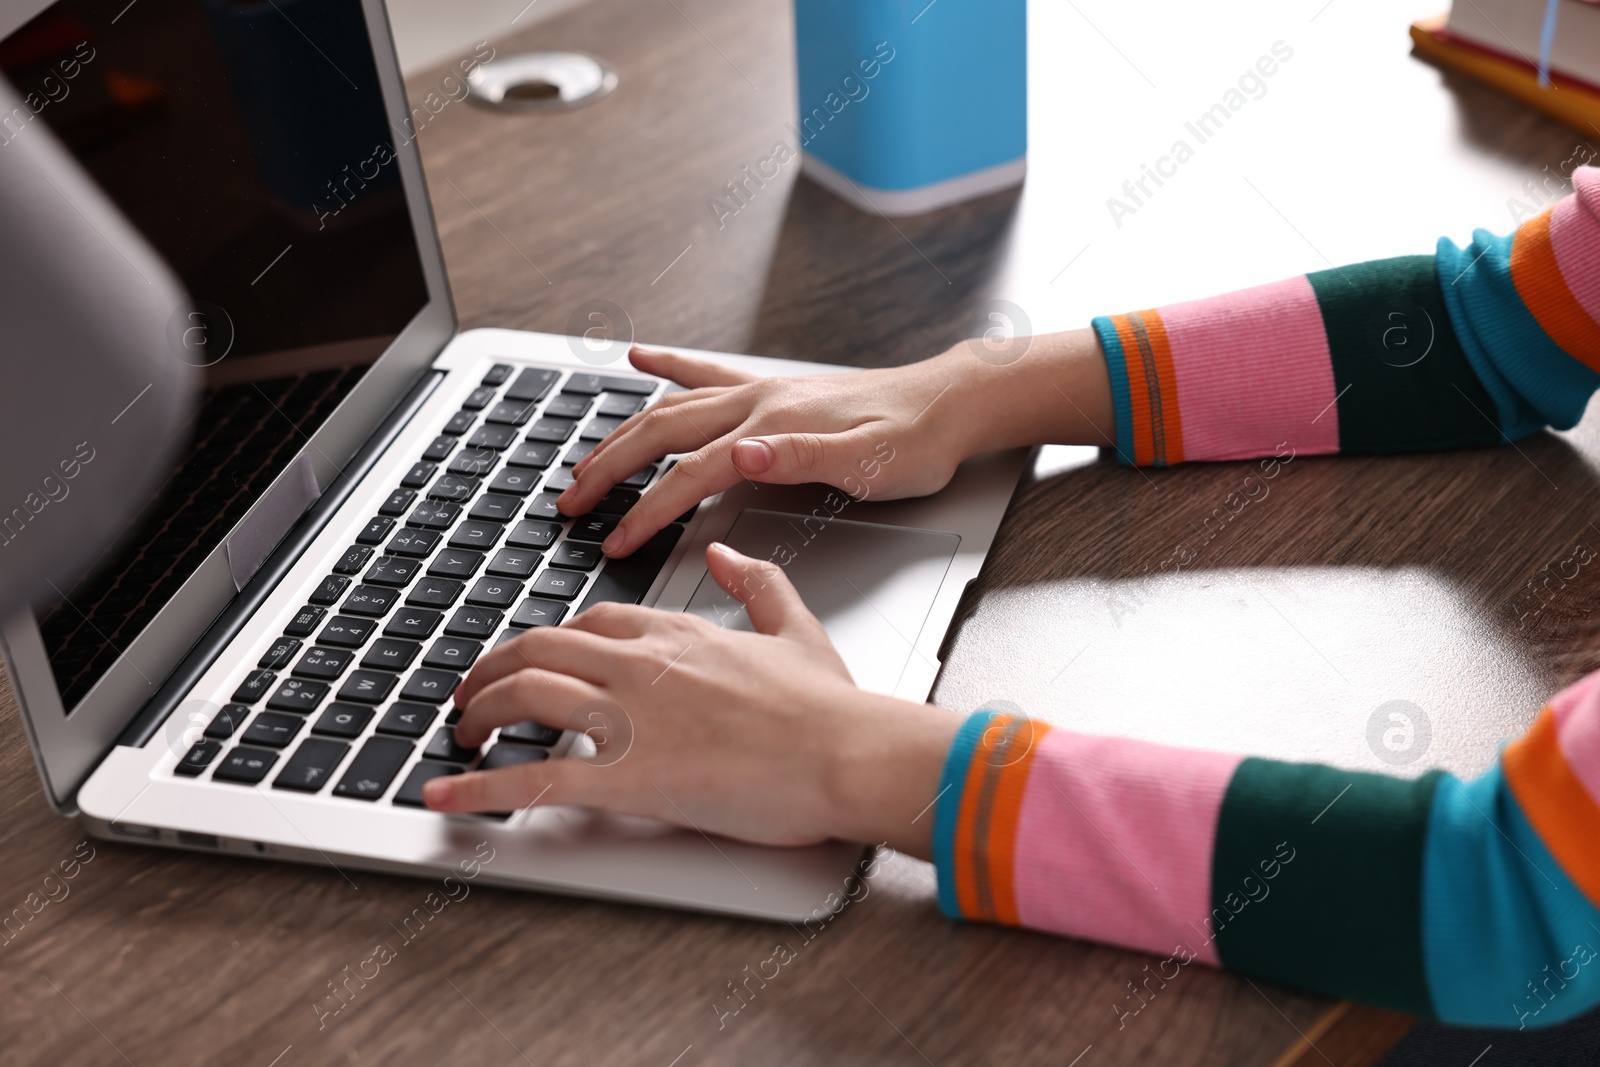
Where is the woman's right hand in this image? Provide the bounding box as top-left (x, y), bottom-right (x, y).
top-left (557, 344), bottom-right (995, 558)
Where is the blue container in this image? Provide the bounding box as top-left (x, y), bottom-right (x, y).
top-left (792, 0), bottom-right (1026, 216)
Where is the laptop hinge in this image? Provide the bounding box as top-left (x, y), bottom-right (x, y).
top-left (110, 367), bottom-right (445, 754)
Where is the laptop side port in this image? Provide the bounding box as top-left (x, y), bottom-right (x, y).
top-left (109, 823), bottom-right (161, 840)
top-left (176, 831), bottom-right (220, 849)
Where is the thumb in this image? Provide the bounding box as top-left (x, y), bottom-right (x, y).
top-left (732, 427), bottom-right (877, 488)
top-left (705, 542), bottom-right (831, 647)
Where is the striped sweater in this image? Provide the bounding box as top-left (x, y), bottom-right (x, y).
top-left (932, 167), bottom-right (1600, 1029)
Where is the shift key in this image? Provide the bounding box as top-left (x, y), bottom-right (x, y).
top-left (333, 737), bottom-right (414, 801)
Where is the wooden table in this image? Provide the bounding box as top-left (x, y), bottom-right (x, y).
top-left (2, 0), bottom-right (1592, 1062)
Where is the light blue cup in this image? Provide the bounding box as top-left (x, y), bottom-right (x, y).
top-left (792, 0), bottom-right (1027, 216)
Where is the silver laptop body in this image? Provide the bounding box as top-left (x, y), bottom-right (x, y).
top-left (0, 0), bottom-right (1028, 921)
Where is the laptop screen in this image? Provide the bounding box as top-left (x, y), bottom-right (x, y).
top-left (1, 0), bottom-right (431, 710)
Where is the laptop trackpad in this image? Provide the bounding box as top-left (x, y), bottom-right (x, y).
top-left (684, 508), bottom-right (961, 694)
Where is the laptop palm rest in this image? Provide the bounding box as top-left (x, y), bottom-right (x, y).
top-left (684, 508), bottom-right (961, 694)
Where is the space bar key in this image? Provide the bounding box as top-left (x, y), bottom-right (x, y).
top-left (577, 526), bottom-right (683, 613)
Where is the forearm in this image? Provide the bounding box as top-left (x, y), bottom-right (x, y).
top-left (950, 327), bottom-right (1117, 455)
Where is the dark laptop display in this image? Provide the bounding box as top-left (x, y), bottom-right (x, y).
top-left (0, 0), bottom-right (430, 709)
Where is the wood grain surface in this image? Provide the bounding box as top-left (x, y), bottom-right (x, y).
top-left (2, 0), bottom-right (1594, 1063)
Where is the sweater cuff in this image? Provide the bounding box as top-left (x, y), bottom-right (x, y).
top-left (933, 709), bottom-right (1051, 923)
top-left (1090, 315), bottom-right (1138, 467)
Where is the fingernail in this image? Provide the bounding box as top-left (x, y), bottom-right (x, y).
top-left (601, 529), bottom-right (625, 555)
top-left (423, 778), bottom-right (453, 807)
top-left (733, 438), bottom-right (773, 474)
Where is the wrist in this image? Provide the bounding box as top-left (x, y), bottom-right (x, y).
top-left (943, 327), bottom-right (1115, 455)
top-left (820, 691), bottom-right (963, 860)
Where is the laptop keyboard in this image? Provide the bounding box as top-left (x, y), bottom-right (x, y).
top-left (172, 363), bottom-right (691, 810)
top-left (42, 367), bottom-right (366, 709)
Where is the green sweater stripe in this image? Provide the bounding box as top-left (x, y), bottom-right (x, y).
top-left (1211, 758), bottom-right (1444, 1017)
top-left (1306, 256), bottom-right (1503, 454)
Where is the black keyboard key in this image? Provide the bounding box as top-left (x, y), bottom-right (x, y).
top-left (434, 529), bottom-right (492, 561)
top-left (408, 577), bottom-right (464, 609)
top-left (443, 410), bottom-right (476, 436)
top-left (525, 417), bottom-right (576, 443)
top-left (504, 367), bottom-right (559, 402)
top-left (619, 466), bottom-right (656, 490)
top-left (580, 417), bottom-right (626, 442)
top-left (510, 597), bottom-right (568, 628)
top-left (424, 726), bottom-right (478, 763)
top-left (525, 493), bottom-right (563, 521)
top-left (500, 720), bottom-right (562, 745)
top-left (332, 545), bottom-right (374, 575)
top-left (531, 570), bottom-right (585, 601)
top-left (232, 669), bottom-right (277, 704)
top-left (485, 400), bottom-right (535, 425)
top-left (551, 541), bottom-right (602, 572)
top-left (337, 670), bottom-right (398, 704)
top-left (284, 606), bottom-right (326, 638)
top-left (423, 637), bottom-right (483, 671)
top-left (267, 678), bottom-right (330, 714)
top-left (578, 524), bottom-right (682, 612)
top-left (292, 646), bottom-right (355, 681)
top-left (258, 637), bottom-right (301, 671)
top-left (567, 513), bottom-right (619, 543)
top-left (562, 372), bottom-right (645, 396)
top-left (319, 615), bottom-right (378, 648)
top-left (379, 488), bottom-right (416, 517)
top-left (596, 393), bottom-right (647, 418)
top-left (546, 393), bottom-right (592, 419)
top-left (273, 738), bottom-right (350, 792)
top-left (508, 519), bottom-right (560, 549)
top-left (505, 441), bottom-right (559, 469)
top-left (468, 495), bottom-right (520, 523)
top-left (448, 447), bottom-right (500, 477)
top-left (213, 746), bottom-right (279, 785)
top-left (427, 474), bottom-right (479, 502)
top-left (421, 436), bottom-right (455, 463)
top-left (563, 441), bottom-right (597, 466)
top-left (386, 527), bottom-right (441, 558)
top-left (462, 386), bottom-right (496, 411)
top-left (428, 549), bottom-right (484, 579)
top-left (543, 467), bottom-right (576, 492)
top-left (486, 548), bottom-right (541, 578)
top-left (205, 704), bottom-right (250, 740)
top-left (407, 501), bottom-right (461, 529)
top-left (362, 638), bottom-right (422, 672)
top-left (357, 516), bottom-right (396, 544)
top-left (444, 605), bottom-right (502, 638)
top-left (365, 555), bottom-right (421, 587)
top-left (466, 576), bottom-right (522, 608)
top-left (309, 575), bottom-right (352, 606)
top-left (333, 737), bottom-right (413, 800)
top-left (312, 702), bottom-right (374, 738)
top-left (376, 702), bottom-right (437, 738)
top-left (400, 669), bottom-right (458, 704)
top-left (590, 487), bottom-right (640, 516)
top-left (481, 741), bottom-right (548, 770)
top-left (466, 424), bottom-right (518, 451)
top-left (482, 363), bottom-right (513, 386)
top-left (175, 739), bottom-right (224, 776)
top-left (494, 629), bottom-right (522, 648)
top-left (385, 608), bottom-right (444, 639)
top-left (487, 468), bottom-right (540, 496)
top-left (243, 711), bottom-right (304, 749)
top-left (400, 463), bottom-right (436, 490)
top-left (393, 761), bottom-right (461, 806)
top-left (342, 585), bottom-right (399, 617)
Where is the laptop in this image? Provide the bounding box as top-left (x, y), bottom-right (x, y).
top-left (0, 0), bottom-right (1030, 921)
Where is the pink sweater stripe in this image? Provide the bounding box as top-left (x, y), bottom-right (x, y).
top-left (1549, 170), bottom-right (1600, 330)
top-left (1159, 275), bottom-right (1342, 461)
top-left (1549, 670), bottom-right (1600, 810)
top-left (1011, 730), bottom-right (1243, 965)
